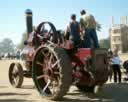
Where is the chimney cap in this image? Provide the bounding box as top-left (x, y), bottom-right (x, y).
top-left (25, 9), bottom-right (32, 14)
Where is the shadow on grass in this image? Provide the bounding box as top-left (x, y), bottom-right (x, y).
top-left (0, 86), bottom-right (7, 88)
top-left (21, 85), bottom-right (35, 89)
top-left (0, 99), bottom-right (35, 102)
top-left (60, 93), bottom-right (113, 102)
top-left (0, 92), bottom-right (30, 96)
top-left (57, 83), bottom-right (128, 102)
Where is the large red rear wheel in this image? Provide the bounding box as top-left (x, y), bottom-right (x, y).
top-left (32, 45), bottom-right (72, 100)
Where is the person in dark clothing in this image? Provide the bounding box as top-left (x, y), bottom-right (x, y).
top-left (123, 60), bottom-right (128, 81)
top-left (108, 49), bottom-right (113, 82)
top-left (65, 14), bottom-right (81, 47)
top-left (123, 60), bottom-right (128, 73)
top-left (111, 48), bottom-right (122, 83)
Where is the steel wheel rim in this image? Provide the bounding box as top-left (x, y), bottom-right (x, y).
top-left (9, 64), bottom-right (20, 86)
top-left (33, 47), bottom-right (61, 96)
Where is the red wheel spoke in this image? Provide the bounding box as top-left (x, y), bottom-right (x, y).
top-left (41, 49), bottom-right (50, 58)
top-left (48, 54), bottom-right (53, 68)
top-left (53, 72), bottom-right (60, 75)
top-left (52, 59), bottom-right (60, 68)
top-left (42, 78), bottom-right (51, 93)
top-left (36, 61), bottom-right (44, 67)
top-left (37, 75), bottom-right (43, 80)
top-left (37, 74), bottom-right (50, 80)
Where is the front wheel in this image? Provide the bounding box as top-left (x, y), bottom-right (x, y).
top-left (8, 63), bottom-right (24, 88)
top-left (32, 45), bottom-right (72, 100)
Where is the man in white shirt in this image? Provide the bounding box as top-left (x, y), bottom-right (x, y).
top-left (111, 48), bottom-right (122, 83)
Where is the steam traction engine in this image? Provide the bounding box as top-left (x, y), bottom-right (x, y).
top-left (8, 9), bottom-right (109, 100)
top-left (8, 21), bottom-right (109, 100)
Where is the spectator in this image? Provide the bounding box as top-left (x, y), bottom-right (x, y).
top-left (111, 48), bottom-right (122, 83)
top-left (16, 50), bottom-right (21, 60)
top-left (123, 60), bottom-right (128, 73)
top-left (108, 48), bottom-right (113, 82)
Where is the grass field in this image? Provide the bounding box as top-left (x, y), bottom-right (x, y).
top-left (0, 54), bottom-right (128, 102)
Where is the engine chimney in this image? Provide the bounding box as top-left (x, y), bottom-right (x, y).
top-left (25, 9), bottom-right (33, 38)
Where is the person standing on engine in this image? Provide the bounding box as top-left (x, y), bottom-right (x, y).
top-left (80, 9), bottom-right (99, 48)
top-left (64, 14), bottom-right (81, 47)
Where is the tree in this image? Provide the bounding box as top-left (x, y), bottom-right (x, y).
top-left (96, 22), bottom-right (102, 31)
top-left (17, 32), bottom-right (27, 49)
top-left (99, 37), bottom-right (110, 48)
top-left (0, 38), bottom-right (15, 54)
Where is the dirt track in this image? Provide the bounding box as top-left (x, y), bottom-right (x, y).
top-left (0, 59), bottom-right (128, 102)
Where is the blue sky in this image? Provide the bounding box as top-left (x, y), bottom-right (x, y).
top-left (0, 0), bottom-right (128, 44)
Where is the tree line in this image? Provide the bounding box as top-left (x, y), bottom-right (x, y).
top-left (0, 18), bottom-right (111, 55)
top-left (0, 38), bottom-right (15, 55)
top-left (0, 32), bottom-right (110, 56)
